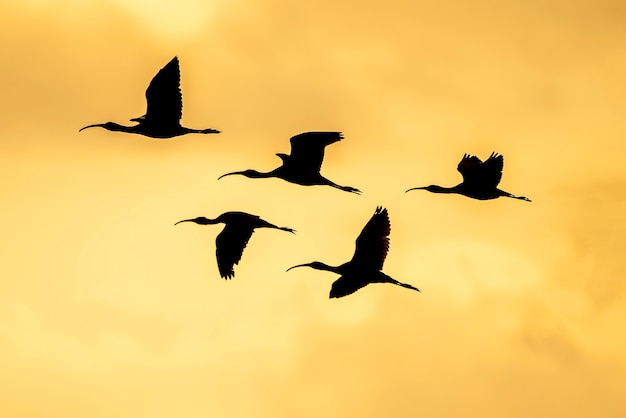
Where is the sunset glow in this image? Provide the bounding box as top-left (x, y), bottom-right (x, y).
top-left (1, 0), bottom-right (625, 417)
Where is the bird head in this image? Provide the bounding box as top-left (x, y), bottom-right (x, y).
top-left (79, 122), bottom-right (126, 132)
top-left (218, 169), bottom-right (265, 180)
top-left (286, 261), bottom-right (327, 272)
top-left (406, 185), bottom-right (445, 193)
top-left (175, 217), bottom-right (219, 226)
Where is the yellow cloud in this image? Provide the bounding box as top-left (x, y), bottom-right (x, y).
top-left (108, 0), bottom-right (217, 40)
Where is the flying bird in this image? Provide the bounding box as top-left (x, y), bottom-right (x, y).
top-left (218, 131), bottom-right (361, 194)
top-left (287, 207), bottom-right (419, 298)
top-left (80, 56), bottom-right (220, 138)
top-left (406, 152), bottom-right (531, 201)
top-left (175, 212), bottom-right (295, 279)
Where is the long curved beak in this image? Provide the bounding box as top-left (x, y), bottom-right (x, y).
top-left (217, 171), bottom-right (242, 180)
top-left (405, 186), bottom-right (427, 193)
top-left (286, 263), bottom-right (311, 272)
top-left (174, 219), bottom-right (194, 226)
top-left (79, 123), bottom-right (103, 132)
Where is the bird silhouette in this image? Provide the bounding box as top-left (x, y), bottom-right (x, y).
top-left (80, 57), bottom-right (220, 138)
top-left (218, 131), bottom-right (361, 194)
top-left (287, 207), bottom-right (419, 298)
top-left (406, 152), bottom-right (531, 201)
top-left (175, 212), bottom-right (295, 279)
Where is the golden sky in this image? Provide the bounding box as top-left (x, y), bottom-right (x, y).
top-left (2, 0), bottom-right (626, 416)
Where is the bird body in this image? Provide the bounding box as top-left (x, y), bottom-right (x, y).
top-left (287, 207), bottom-right (419, 298)
top-left (218, 132), bottom-right (361, 194)
top-left (406, 152), bottom-right (531, 201)
top-left (80, 56), bottom-right (220, 138)
top-left (176, 212), bottom-right (294, 279)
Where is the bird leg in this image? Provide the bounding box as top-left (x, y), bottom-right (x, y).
top-left (500, 191), bottom-right (532, 202)
top-left (181, 127), bottom-right (221, 134)
top-left (340, 185), bottom-right (362, 194)
top-left (375, 273), bottom-right (420, 292)
top-left (325, 178), bottom-right (362, 194)
top-left (387, 277), bottom-right (420, 292)
top-left (253, 218), bottom-right (295, 234)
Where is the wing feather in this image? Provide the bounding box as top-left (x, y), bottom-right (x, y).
top-left (457, 152), bottom-right (503, 188)
top-left (142, 57), bottom-right (182, 127)
top-left (481, 152), bottom-right (504, 188)
top-left (286, 131), bottom-right (343, 173)
top-left (215, 224), bottom-right (255, 279)
top-left (350, 207), bottom-right (390, 271)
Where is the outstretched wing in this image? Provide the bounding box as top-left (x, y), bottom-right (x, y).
top-left (215, 224), bottom-right (255, 279)
top-left (287, 132), bottom-right (343, 174)
top-left (141, 56), bottom-right (183, 127)
top-left (457, 152), bottom-right (503, 188)
top-left (350, 207), bottom-right (390, 271)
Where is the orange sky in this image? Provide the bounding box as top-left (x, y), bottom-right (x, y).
top-left (1, 0), bottom-right (626, 417)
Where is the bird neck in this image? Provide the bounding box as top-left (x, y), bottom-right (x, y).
top-left (307, 262), bottom-right (343, 274)
top-left (287, 261), bottom-right (342, 274)
top-left (220, 169), bottom-right (275, 180)
top-left (194, 217), bottom-right (221, 225)
top-left (175, 217), bottom-right (221, 226)
top-left (111, 123), bottom-right (139, 132)
top-left (87, 122), bottom-right (140, 133)
top-left (424, 184), bottom-right (461, 194)
top-left (249, 170), bottom-right (275, 179)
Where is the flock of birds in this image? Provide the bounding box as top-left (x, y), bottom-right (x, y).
top-left (80, 56), bottom-right (531, 299)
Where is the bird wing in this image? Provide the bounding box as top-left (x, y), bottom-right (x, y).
top-left (350, 207), bottom-right (390, 271)
top-left (457, 153), bottom-right (503, 188)
top-left (142, 56), bottom-right (183, 127)
top-left (287, 132), bottom-right (343, 173)
top-left (480, 152), bottom-right (504, 188)
top-left (215, 223), bottom-right (255, 279)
